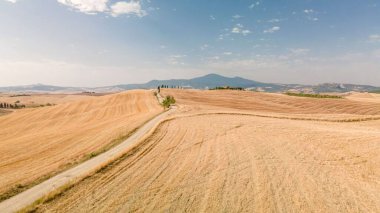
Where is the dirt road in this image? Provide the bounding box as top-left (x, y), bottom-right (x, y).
top-left (36, 113), bottom-right (380, 212)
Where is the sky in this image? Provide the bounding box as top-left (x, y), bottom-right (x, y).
top-left (0, 0), bottom-right (380, 87)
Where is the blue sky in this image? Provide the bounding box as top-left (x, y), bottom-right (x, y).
top-left (1, 0), bottom-right (380, 87)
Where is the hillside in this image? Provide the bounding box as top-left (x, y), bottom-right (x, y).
top-left (0, 90), bottom-right (162, 200)
top-left (163, 89), bottom-right (380, 117)
top-left (35, 89), bottom-right (380, 213)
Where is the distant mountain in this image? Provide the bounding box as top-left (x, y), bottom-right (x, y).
top-left (312, 83), bottom-right (380, 93)
top-left (107, 74), bottom-right (281, 91)
top-left (0, 84), bottom-right (86, 93)
top-left (0, 74), bottom-right (379, 94)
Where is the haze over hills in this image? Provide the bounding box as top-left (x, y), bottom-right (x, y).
top-left (0, 74), bottom-right (379, 94)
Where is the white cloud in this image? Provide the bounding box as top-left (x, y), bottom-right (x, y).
top-left (57, 0), bottom-right (109, 14)
top-left (56, 0), bottom-right (147, 17)
top-left (209, 15), bottom-right (216, 21)
top-left (241, 29), bottom-right (251, 36)
top-left (290, 48), bottom-right (310, 56)
top-left (303, 9), bottom-right (319, 21)
top-left (249, 1), bottom-right (260, 9)
top-left (304, 9), bottom-right (314, 14)
top-left (167, 55), bottom-right (186, 65)
top-left (223, 52), bottom-right (232, 55)
top-left (263, 26), bottom-right (280, 34)
top-left (4, 0), bottom-right (17, 3)
top-left (232, 14), bottom-right (243, 19)
top-left (110, 1), bottom-right (147, 17)
top-left (231, 24), bottom-right (251, 36)
top-left (369, 34), bottom-right (380, 42)
top-left (231, 27), bottom-right (240, 33)
top-left (200, 44), bottom-right (209, 51)
top-left (268, 18), bottom-right (280, 23)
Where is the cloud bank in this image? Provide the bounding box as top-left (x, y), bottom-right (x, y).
top-left (37, 0), bottom-right (148, 17)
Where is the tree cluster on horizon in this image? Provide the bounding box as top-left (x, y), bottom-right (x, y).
top-left (0, 102), bottom-right (26, 109)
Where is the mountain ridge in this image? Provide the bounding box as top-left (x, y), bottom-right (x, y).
top-left (0, 73), bottom-right (379, 93)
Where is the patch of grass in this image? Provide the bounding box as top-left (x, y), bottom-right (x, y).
top-left (28, 103), bottom-right (56, 108)
top-left (0, 173), bottom-right (56, 202)
top-left (285, 92), bottom-right (342, 99)
top-left (210, 86), bottom-right (244, 90)
top-left (10, 94), bottom-right (31, 97)
top-left (18, 180), bottom-right (77, 213)
top-left (162, 95), bottom-right (176, 108)
top-left (86, 152), bottom-right (98, 159)
top-left (370, 90), bottom-right (380, 94)
top-left (82, 131), bottom-right (140, 161)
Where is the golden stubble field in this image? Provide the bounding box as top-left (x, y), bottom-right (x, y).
top-left (0, 90), bottom-right (162, 199)
top-left (34, 89), bottom-right (380, 212)
top-left (0, 93), bottom-right (95, 108)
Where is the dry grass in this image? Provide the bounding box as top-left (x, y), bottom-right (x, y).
top-left (346, 92), bottom-right (380, 104)
top-left (0, 90), bottom-right (162, 199)
top-left (0, 93), bottom-right (95, 108)
top-left (162, 89), bottom-right (380, 116)
top-left (30, 89), bottom-right (380, 212)
top-left (35, 113), bottom-right (380, 212)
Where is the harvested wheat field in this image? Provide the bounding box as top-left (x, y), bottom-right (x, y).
top-left (31, 89), bottom-right (380, 213)
top-left (0, 93), bottom-right (95, 108)
top-left (163, 89), bottom-right (380, 118)
top-left (0, 90), bottom-right (162, 199)
top-left (346, 92), bottom-right (380, 104)
top-left (36, 113), bottom-right (380, 212)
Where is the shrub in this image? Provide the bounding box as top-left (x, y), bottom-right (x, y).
top-left (210, 86), bottom-right (244, 90)
top-left (162, 95), bottom-right (176, 108)
top-left (285, 92), bottom-right (342, 99)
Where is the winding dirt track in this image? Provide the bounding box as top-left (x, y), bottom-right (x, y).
top-left (37, 113), bottom-right (380, 212)
top-left (0, 90), bottom-right (162, 197)
top-left (3, 89), bottom-right (380, 212)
